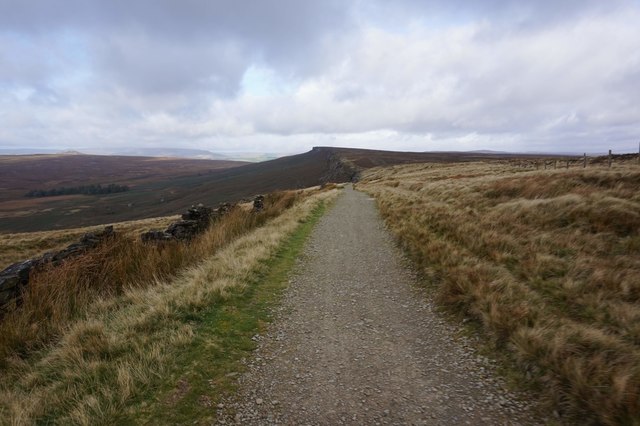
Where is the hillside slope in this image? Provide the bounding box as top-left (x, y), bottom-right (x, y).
top-left (0, 154), bottom-right (248, 203)
top-left (0, 149), bottom-right (354, 232)
top-left (330, 147), bottom-right (565, 169)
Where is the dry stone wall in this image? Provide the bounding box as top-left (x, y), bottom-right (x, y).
top-left (0, 226), bottom-right (115, 308)
top-left (1, 195), bottom-right (265, 309)
top-left (141, 202), bottom-right (235, 242)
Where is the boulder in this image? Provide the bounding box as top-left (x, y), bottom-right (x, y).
top-left (253, 195), bottom-right (265, 212)
top-left (181, 204), bottom-right (213, 221)
top-left (0, 259), bottom-right (36, 306)
top-left (141, 230), bottom-right (173, 242)
top-left (217, 202), bottom-right (233, 215)
top-left (166, 220), bottom-right (202, 240)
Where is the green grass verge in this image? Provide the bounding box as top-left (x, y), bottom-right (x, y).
top-left (119, 201), bottom-right (328, 424)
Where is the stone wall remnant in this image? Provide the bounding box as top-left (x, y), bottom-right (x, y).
top-left (253, 195), bottom-right (265, 212)
top-left (2, 193), bottom-right (268, 309)
top-left (141, 203), bottom-right (235, 242)
top-left (0, 226), bottom-right (114, 308)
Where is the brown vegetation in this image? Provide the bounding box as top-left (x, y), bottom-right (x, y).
top-left (0, 154), bottom-right (245, 233)
top-left (0, 215), bottom-right (178, 270)
top-left (0, 191), bottom-right (300, 365)
top-left (0, 154), bottom-right (246, 203)
top-left (359, 161), bottom-right (640, 424)
top-left (0, 150), bottom-right (345, 233)
top-left (331, 146), bottom-right (570, 169)
top-left (0, 186), bottom-right (338, 423)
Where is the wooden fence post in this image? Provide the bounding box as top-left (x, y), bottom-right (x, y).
top-left (609, 149), bottom-right (612, 168)
top-left (566, 160), bottom-right (569, 169)
top-left (583, 153), bottom-right (587, 168)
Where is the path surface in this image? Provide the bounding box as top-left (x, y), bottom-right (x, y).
top-left (219, 186), bottom-right (545, 425)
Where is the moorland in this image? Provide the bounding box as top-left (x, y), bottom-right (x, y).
top-left (0, 147), bottom-right (637, 424)
top-left (359, 158), bottom-right (640, 424)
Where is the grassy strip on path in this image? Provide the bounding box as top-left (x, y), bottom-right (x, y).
top-left (0, 190), bottom-right (337, 425)
top-left (126, 200), bottom-right (329, 424)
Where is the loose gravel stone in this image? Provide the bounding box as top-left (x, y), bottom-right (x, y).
top-left (218, 185), bottom-right (546, 425)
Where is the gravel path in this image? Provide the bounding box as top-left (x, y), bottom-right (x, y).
top-left (219, 186), bottom-right (545, 425)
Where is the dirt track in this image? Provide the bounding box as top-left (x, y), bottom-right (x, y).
top-left (219, 186), bottom-right (545, 425)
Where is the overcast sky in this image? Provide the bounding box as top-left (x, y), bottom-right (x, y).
top-left (1, 0), bottom-right (639, 155)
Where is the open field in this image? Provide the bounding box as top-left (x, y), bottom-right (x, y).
top-left (0, 185), bottom-right (339, 424)
top-left (359, 160), bottom-right (640, 424)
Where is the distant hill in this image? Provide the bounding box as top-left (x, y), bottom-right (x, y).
top-left (110, 147), bottom-right (230, 160)
top-left (467, 149), bottom-right (510, 154)
top-left (0, 148), bottom-right (60, 155)
top-left (108, 148), bottom-right (284, 162)
top-left (0, 147), bottom-right (280, 161)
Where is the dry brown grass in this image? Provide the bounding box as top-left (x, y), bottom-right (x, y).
top-left (0, 215), bottom-right (179, 270)
top-left (359, 161), bottom-right (640, 425)
top-left (0, 191), bottom-right (302, 363)
top-left (0, 191), bottom-right (299, 369)
top-left (0, 187), bottom-right (337, 424)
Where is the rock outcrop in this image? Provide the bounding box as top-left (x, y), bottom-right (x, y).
top-left (317, 149), bottom-right (360, 183)
top-left (253, 195), bottom-right (265, 212)
top-left (0, 226), bottom-right (115, 308)
top-left (141, 203), bottom-right (235, 242)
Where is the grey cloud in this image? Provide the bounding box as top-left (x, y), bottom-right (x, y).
top-left (0, 33), bottom-right (55, 87)
top-left (0, 1), bottom-right (353, 103)
top-left (0, 32), bottom-right (77, 110)
top-left (94, 34), bottom-right (248, 97)
top-left (1, 0), bottom-right (639, 154)
top-left (237, 5), bottom-right (640, 150)
top-left (365, 0), bottom-right (633, 25)
top-left (0, 1), bottom-right (350, 68)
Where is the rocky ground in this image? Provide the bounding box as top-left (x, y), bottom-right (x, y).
top-left (218, 186), bottom-right (547, 425)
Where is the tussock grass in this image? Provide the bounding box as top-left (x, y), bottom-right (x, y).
top-left (0, 192), bottom-right (300, 364)
top-left (0, 187), bottom-right (337, 424)
top-left (359, 162), bottom-right (640, 424)
top-left (0, 215), bottom-right (179, 270)
top-left (135, 194), bottom-right (332, 424)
